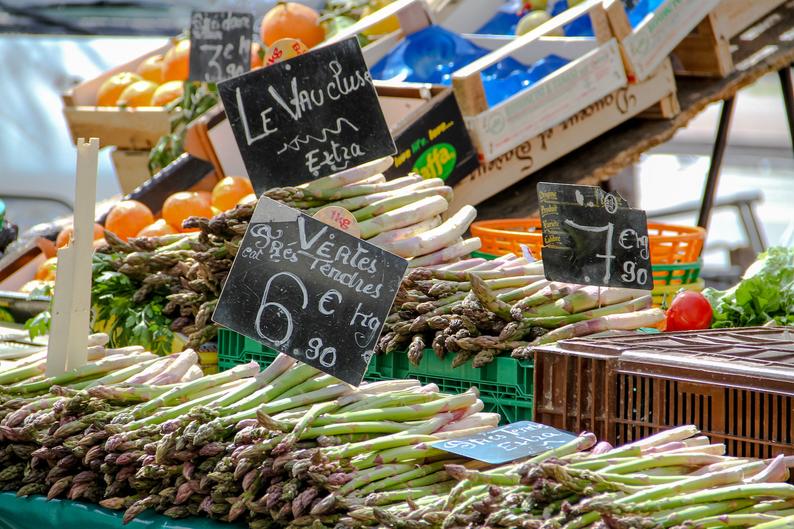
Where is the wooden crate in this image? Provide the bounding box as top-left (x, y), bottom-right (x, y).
top-left (62, 42), bottom-right (173, 150)
top-left (323, 0), bottom-right (435, 67)
top-left (111, 149), bottom-right (152, 195)
top-left (451, 0), bottom-right (627, 162)
top-left (449, 58), bottom-right (678, 212)
top-left (670, 0), bottom-right (788, 77)
top-left (603, 0), bottom-right (720, 82)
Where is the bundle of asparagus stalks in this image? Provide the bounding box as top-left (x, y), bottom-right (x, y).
top-left (97, 156), bottom-right (481, 350)
top-left (380, 253), bottom-right (665, 367)
top-left (0, 352), bottom-right (496, 528)
top-left (355, 426), bottom-right (794, 529)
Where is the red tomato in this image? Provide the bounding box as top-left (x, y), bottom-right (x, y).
top-left (665, 291), bottom-right (713, 332)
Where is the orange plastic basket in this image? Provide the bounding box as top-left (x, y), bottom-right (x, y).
top-left (470, 219), bottom-right (705, 264)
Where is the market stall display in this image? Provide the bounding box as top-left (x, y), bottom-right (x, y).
top-left (4, 1), bottom-right (794, 528)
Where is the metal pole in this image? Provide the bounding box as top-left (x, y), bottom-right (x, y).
top-left (779, 66), bottom-right (794, 155)
top-left (697, 97), bottom-right (736, 230)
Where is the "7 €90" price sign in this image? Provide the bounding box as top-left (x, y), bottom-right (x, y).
top-left (537, 182), bottom-right (653, 290)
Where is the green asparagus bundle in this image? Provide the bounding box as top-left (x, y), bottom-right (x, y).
top-left (95, 156), bottom-right (482, 351)
top-left (350, 426), bottom-right (794, 529)
top-left (381, 254), bottom-right (665, 367)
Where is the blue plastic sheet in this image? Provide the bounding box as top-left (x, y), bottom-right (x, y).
top-left (0, 493), bottom-right (241, 529)
top-left (369, 25), bottom-right (570, 107)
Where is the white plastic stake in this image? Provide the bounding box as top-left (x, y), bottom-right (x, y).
top-left (46, 138), bottom-right (99, 376)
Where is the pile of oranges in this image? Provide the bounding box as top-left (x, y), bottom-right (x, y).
top-left (36, 176), bottom-right (255, 288)
top-left (101, 176), bottom-right (255, 242)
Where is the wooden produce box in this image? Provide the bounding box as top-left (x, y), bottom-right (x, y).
top-left (111, 149), bottom-right (152, 195)
top-left (670, 0), bottom-right (788, 78)
top-left (603, 0), bottom-right (720, 82)
top-left (449, 58), bottom-right (678, 212)
top-left (452, 0), bottom-right (627, 161)
top-left (62, 42), bottom-right (173, 150)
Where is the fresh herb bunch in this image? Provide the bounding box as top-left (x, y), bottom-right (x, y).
top-left (92, 252), bottom-right (174, 355)
top-left (148, 81), bottom-right (219, 175)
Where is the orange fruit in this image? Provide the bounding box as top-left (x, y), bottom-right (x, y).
top-left (117, 80), bottom-right (158, 107)
top-left (251, 42), bottom-right (264, 69)
top-left (151, 80), bottom-right (184, 107)
top-left (260, 2), bottom-right (324, 48)
top-left (137, 54), bottom-right (164, 84)
top-left (35, 257), bottom-right (58, 282)
top-left (196, 190), bottom-right (212, 206)
top-left (96, 71), bottom-right (142, 106)
top-left (162, 191), bottom-right (213, 232)
top-left (212, 176), bottom-right (255, 211)
top-left (137, 219), bottom-right (178, 238)
top-left (105, 200), bottom-right (155, 241)
top-left (238, 193), bottom-right (257, 206)
top-left (56, 223), bottom-right (105, 248)
top-left (162, 39), bottom-right (190, 82)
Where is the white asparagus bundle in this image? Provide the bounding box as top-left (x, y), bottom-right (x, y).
top-left (359, 195), bottom-right (450, 239)
top-left (378, 206), bottom-right (477, 258)
top-left (369, 216), bottom-right (444, 244)
top-left (408, 238), bottom-right (483, 268)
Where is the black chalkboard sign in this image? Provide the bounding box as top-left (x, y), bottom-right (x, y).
top-left (386, 90), bottom-right (478, 187)
top-left (212, 197), bottom-right (408, 386)
top-left (189, 11), bottom-right (253, 83)
top-left (431, 421), bottom-right (578, 464)
top-left (217, 37), bottom-right (397, 195)
top-left (537, 182), bottom-right (653, 290)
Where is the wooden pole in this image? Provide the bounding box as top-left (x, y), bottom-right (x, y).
top-left (46, 137), bottom-right (99, 376)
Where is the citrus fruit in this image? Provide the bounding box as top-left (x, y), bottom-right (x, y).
top-left (137, 54), bottom-right (164, 84)
top-left (162, 192), bottom-right (213, 232)
top-left (151, 80), bottom-right (184, 107)
top-left (361, 1), bottom-right (400, 37)
top-left (212, 176), bottom-right (255, 211)
top-left (96, 71), bottom-right (142, 106)
top-left (117, 80), bottom-right (159, 107)
top-left (137, 219), bottom-right (178, 238)
top-left (196, 190), bottom-right (212, 206)
top-left (251, 42), bottom-right (264, 69)
top-left (162, 39), bottom-right (190, 82)
top-left (260, 2), bottom-right (324, 48)
top-left (56, 223), bottom-right (105, 248)
top-left (238, 193), bottom-right (257, 206)
top-left (516, 10), bottom-right (555, 35)
top-left (35, 257), bottom-right (58, 282)
top-left (105, 200), bottom-right (155, 241)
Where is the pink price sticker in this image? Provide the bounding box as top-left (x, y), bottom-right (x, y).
top-left (312, 206), bottom-right (361, 239)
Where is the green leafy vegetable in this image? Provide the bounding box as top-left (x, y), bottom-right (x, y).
top-left (703, 246), bottom-right (794, 328)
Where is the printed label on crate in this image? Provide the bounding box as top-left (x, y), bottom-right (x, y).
top-left (189, 11), bottom-right (254, 83)
top-left (218, 37), bottom-right (397, 195)
top-left (212, 197), bottom-right (408, 386)
top-left (386, 91), bottom-right (478, 187)
top-left (622, 0), bottom-right (720, 81)
top-left (431, 421), bottom-right (577, 464)
top-left (537, 182), bottom-right (653, 290)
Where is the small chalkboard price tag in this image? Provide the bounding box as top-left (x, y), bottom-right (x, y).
top-left (217, 37), bottom-right (397, 195)
top-left (212, 196), bottom-right (408, 386)
top-left (537, 182), bottom-right (653, 290)
top-left (431, 421), bottom-right (577, 465)
top-left (189, 11), bottom-right (253, 83)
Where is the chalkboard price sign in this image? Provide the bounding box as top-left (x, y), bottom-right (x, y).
top-left (189, 11), bottom-right (253, 83)
top-left (212, 197), bottom-right (408, 386)
top-left (537, 182), bottom-right (653, 290)
top-left (432, 421), bottom-right (578, 464)
top-left (217, 37), bottom-right (397, 195)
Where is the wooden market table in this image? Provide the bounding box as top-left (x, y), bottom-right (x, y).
top-left (473, 2), bottom-right (794, 229)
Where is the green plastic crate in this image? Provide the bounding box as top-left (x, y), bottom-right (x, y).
top-left (217, 328), bottom-right (533, 424)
